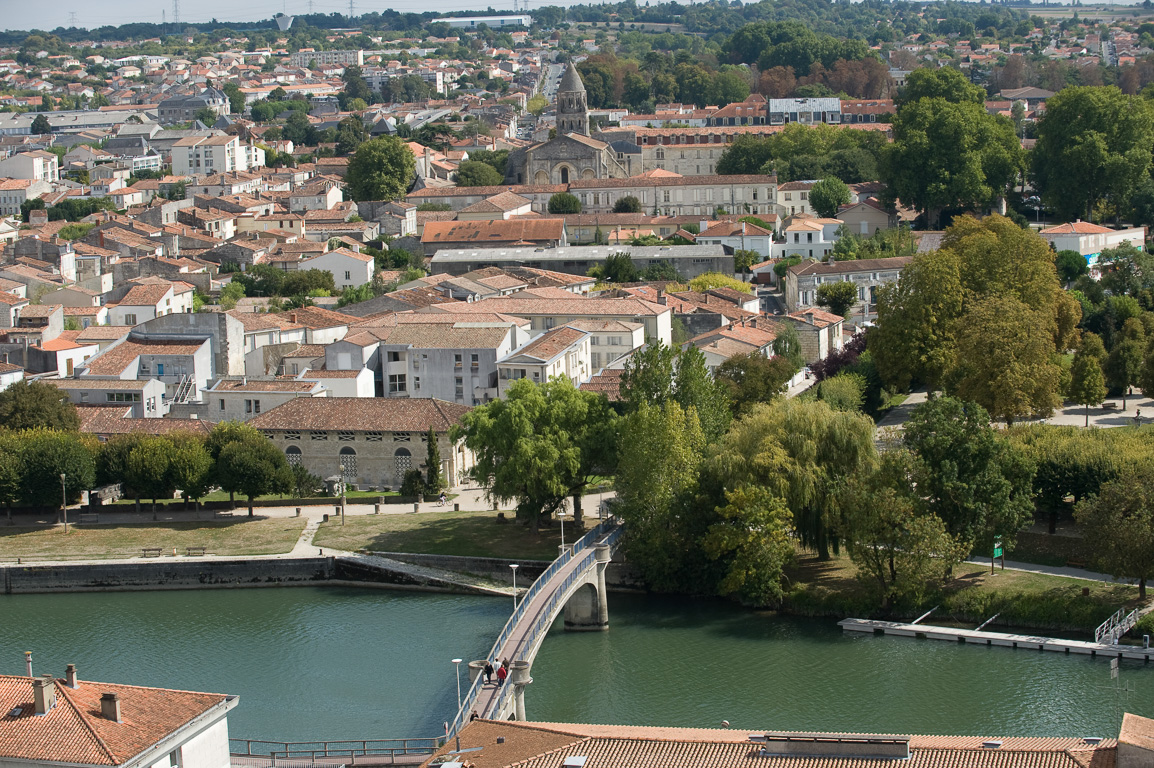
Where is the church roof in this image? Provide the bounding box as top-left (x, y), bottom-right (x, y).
top-left (560, 63), bottom-right (585, 94)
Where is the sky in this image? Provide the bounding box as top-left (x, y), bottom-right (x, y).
top-left (1, 0), bottom-right (1136, 35)
top-left (3, 0), bottom-right (533, 34)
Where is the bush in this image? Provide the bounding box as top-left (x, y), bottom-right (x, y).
top-left (400, 469), bottom-right (426, 497)
top-left (818, 373), bottom-right (866, 412)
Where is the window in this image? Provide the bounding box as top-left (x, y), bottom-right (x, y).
top-left (245, 399), bottom-right (252, 414)
top-left (784, 193), bottom-right (792, 201)
top-left (311, 431), bottom-right (328, 440)
top-left (124, 313), bottom-right (137, 326)
top-left (340, 446), bottom-right (357, 482)
top-left (454, 353), bottom-right (462, 368)
top-left (105, 392), bottom-right (141, 403)
top-left (387, 351), bottom-right (401, 363)
top-left (338, 431), bottom-right (354, 441)
top-left (394, 447), bottom-right (412, 476)
top-left (470, 353), bottom-right (479, 368)
top-left (219, 398), bottom-right (225, 411)
top-left (455, 377), bottom-right (464, 399)
top-left (285, 446), bottom-right (302, 467)
top-left (285, 430), bottom-right (300, 441)
top-left (388, 374), bottom-right (407, 394)
top-left (344, 271), bottom-right (351, 281)
top-left (801, 192), bottom-right (808, 201)
top-left (414, 376), bottom-right (420, 389)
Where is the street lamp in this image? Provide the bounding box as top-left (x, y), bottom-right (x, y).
top-left (558, 510), bottom-right (567, 550)
top-left (509, 564), bottom-right (519, 609)
top-left (451, 658), bottom-right (463, 710)
top-left (60, 474), bottom-right (67, 533)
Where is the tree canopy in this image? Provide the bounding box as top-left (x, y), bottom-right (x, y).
top-left (0, 380), bottom-right (80, 432)
top-left (345, 136), bottom-right (415, 202)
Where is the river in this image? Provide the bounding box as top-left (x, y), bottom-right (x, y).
top-left (2, 587), bottom-right (1150, 740)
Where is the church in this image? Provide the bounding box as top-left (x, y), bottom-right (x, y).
top-left (504, 64), bottom-right (633, 185)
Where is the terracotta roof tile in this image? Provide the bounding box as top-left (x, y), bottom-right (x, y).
top-left (249, 397), bottom-right (470, 432)
top-left (77, 407), bottom-right (213, 436)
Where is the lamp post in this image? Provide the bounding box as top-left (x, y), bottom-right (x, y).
top-left (509, 564), bottom-right (519, 609)
top-left (558, 510), bottom-right (567, 550)
top-left (451, 658), bottom-right (463, 710)
top-left (60, 473), bottom-right (67, 533)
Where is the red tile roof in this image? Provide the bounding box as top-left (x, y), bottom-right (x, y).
top-left (248, 397), bottom-right (470, 432)
top-left (421, 219), bottom-right (566, 245)
top-left (0, 674), bottom-right (228, 766)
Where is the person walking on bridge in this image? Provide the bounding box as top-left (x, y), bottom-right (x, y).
top-left (496, 663), bottom-right (508, 687)
top-left (483, 661), bottom-right (494, 685)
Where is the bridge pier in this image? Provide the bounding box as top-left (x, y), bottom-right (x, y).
top-left (509, 660), bottom-right (532, 721)
top-left (563, 545), bottom-right (610, 631)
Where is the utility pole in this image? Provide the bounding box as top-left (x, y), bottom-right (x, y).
top-left (348, 0), bottom-right (355, 21)
top-left (68, 12), bottom-right (78, 26)
top-left (172, 0), bottom-right (180, 27)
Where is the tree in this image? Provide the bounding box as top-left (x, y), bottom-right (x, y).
top-left (809, 177), bottom-right (851, 218)
top-left (345, 137), bottom-right (416, 202)
top-left (588, 252), bottom-right (638, 284)
top-left (454, 377), bottom-right (616, 529)
top-left (642, 261), bottom-right (682, 281)
top-left (126, 436), bottom-right (176, 516)
top-left (1032, 87), bottom-right (1154, 222)
top-left (335, 115), bottom-right (367, 156)
top-left (216, 437), bottom-right (292, 516)
top-left (714, 353), bottom-right (796, 415)
top-left (1071, 334), bottom-right (1108, 426)
top-left (455, 160), bottom-right (504, 187)
top-left (701, 484), bottom-right (795, 605)
top-left (899, 66), bottom-right (985, 105)
top-left (0, 380), bottom-right (80, 432)
top-left (615, 400), bottom-right (708, 592)
top-left (0, 432), bottom-right (23, 520)
top-left (1098, 243), bottom-right (1154, 299)
top-left (1075, 466), bottom-right (1154, 598)
top-left (772, 323), bottom-right (804, 370)
top-left (613, 195), bottom-right (642, 213)
top-left (674, 344), bottom-right (732, 442)
top-left (221, 82), bottom-right (245, 114)
top-left (839, 449), bottom-right (966, 610)
top-left (194, 107), bottom-right (218, 126)
top-left (206, 421), bottom-right (265, 507)
top-left (816, 281), bottom-right (859, 318)
top-left (818, 373), bottom-right (866, 412)
top-left (30, 113), bottom-right (51, 135)
top-left (710, 398), bottom-right (877, 559)
top-left (903, 397), bottom-right (1035, 551)
top-left (688, 272), bottom-right (751, 293)
top-left (425, 426), bottom-right (443, 493)
top-left (1055, 250), bottom-right (1089, 285)
top-left (289, 463), bottom-right (322, 498)
top-left (882, 99), bottom-right (1022, 229)
top-left (1106, 317), bottom-right (1145, 411)
top-left (168, 434), bottom-right (213, 510)
top-left (951, 295), bottom-right (1062, 424)
top-left (547, 192), bottom-right (582, 214)
top-left (19, 428), bottom-right (95, 509)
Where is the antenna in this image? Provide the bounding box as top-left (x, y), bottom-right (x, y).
top-left (172, 0), bottom-right (180, 26)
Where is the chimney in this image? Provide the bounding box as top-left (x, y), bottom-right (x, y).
top-left (32, 675), bottom-right (56, 715)
top-left (290, 312), bottom-right (297, 322)
top-left (699, 220), bottom-right (707, 233)
top-left (100, 693), bottom-right (121, 722)
top-left (24, 651), bottom-right (32, 677)
top-left (65, 664), bottom-right (78, 689)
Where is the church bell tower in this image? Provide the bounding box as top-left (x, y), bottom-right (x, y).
top-left (556, 63), bottom-right (589, 137)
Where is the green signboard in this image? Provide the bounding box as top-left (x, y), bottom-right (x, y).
top-left (993, 546), bottom-right (1003, 558)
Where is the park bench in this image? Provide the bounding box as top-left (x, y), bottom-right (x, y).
top-left (1066, 558), bottom-right (1088, 569)
top-left (185, 546), bottom-right (207, 557)
top-left (1102, 402), bottom-right (1118, 410)
top-left (78, 513), bottom-right (99, 524)
top-left (214, 510), bottom-right (234, 519)
top-left (141, 547), bottom-right (164, 558)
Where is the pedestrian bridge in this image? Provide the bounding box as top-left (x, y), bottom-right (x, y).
top-left (449, 519), bottom-right (623, 733)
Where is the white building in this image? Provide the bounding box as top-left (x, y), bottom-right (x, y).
top-left (441, 15), bottom-right (531, 27)
top-left (496, 325), bottom-right (592, 397)
top-left (774, 216), bottom-right (844, 260)
top-left (204, 378), bottom-right (327, 422)
top-left (299, 248), bottom-right (374, 289)
top-left (1039, 221), bottom-right (1147, 275)
top-left (288, 50), bottom-right (364, 67)
top-left (171, 135), bottom-right (256, 176)
top-left (0, 149), bottom-right (60, 183)
top-left (0, 178), bottom-right (50, 216)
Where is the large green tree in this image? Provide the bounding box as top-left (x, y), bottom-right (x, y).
top-left (0, 380), bottom-right (80, 432)
top-left (816, 281), bottom-right (859, 318)
top-left (455, 160), bottom-right (504, 187)
top-left (19, 428), bottom-right (95, 509)
top-left (1070, 333), bottom-right (1108, 426)
top-left (898, 66), bottom-right (986, 105)
top-left (345, 137), bottom-right (416, 202)
top-left (710, 399), bottom-right (877, 559)
top-left (1032, 86), bottom-right (1154, 222)
top-left (620, 341), bottom-right (731, 441)
top-left (1076, 466), bottom-right (1154, 598)
top-left (808, 177), bottom-right (851, 218)
top-left (902, 397), bottom-right (1035, 550)
top-left (1106, 317), bottom-right (1145, 411)
top-left (216, 437), bottom-right (293, 516)
top-left (455, 377), bottom-right (616, 529)
top-left (882, 98), bottom-right (1022, 229)
top-left (126, 437), bottom-right (176, 516)
top-left (714, 353), bottom-right (797, 416)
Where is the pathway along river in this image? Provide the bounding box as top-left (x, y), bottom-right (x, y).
top-left (2, 588), bottom-right (1151, 740)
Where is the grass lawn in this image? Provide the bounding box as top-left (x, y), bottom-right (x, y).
top-left (783, 549), bottom-right (1141, 633)
top-left (0, 518), bottom-right (307, 561)
top-left (313, 510), bottom-right (567, 560)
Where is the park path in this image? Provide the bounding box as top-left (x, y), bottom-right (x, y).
top-left (964, 557), bottom-right (1134, 585)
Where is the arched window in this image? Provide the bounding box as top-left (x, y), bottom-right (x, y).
top-left (559, 166), bottom-right (570, 184)
top-left (340, 446), bottom-right (357, 482)
top-left (285, 446), bottom-right (302, 467)
top-left (394, 447), bottom-right (412, 477)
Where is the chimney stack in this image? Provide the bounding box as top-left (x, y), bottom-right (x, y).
top-left (65, 664), bottom-right (78, 689)
top-left (24, 651), bottom-right (32, 677)
top-left (100, 693), bottom-right (121, 722)
top-left (32, 675), bottom-right (57, 715)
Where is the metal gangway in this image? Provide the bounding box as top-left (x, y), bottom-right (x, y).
top-left (1096, 606), bottom-right (1141, 645)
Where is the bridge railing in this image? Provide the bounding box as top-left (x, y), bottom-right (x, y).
top-left (447, 518), bottom-right (618, 734)
top-left (229, 738), bottom-right (444, 759)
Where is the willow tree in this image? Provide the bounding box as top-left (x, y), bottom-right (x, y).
top-left (708, 398), bottom-right (877, 559)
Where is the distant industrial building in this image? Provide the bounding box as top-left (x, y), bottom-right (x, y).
top-left (441, 15), bottom-right (531, 28)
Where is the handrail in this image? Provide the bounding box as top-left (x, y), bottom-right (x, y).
top-left (1096, 606), bottom-right (1141, 645)
top-left (229, 738), bottom-right (444, 758)
top-left (447, 518), bottom-right (620, 734)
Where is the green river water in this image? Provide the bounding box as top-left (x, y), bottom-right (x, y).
top-left (1, 587), bottom-right (1151, 741)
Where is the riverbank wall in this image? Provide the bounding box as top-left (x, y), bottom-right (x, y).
top-left (1, 557), bottom-right (334, 594)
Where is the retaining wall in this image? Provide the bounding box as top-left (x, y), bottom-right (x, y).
top-left (2, 557), bottom-right (333, 594)
top-left (376, 552), bottom-right (646, 590)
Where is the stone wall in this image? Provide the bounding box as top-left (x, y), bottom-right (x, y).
top-left (379, 552), bottom-right (645, 590)
top-left (2, 557), bottom-right (333, 594)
